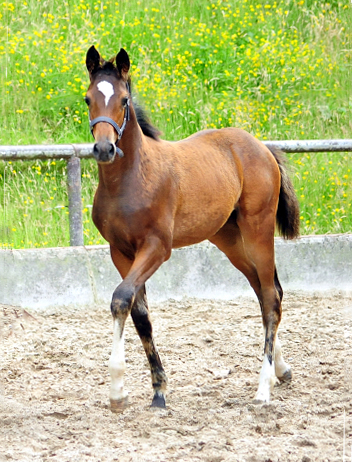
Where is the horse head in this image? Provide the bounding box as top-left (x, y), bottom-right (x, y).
top-left (85, 46), bottom-right (131, 163)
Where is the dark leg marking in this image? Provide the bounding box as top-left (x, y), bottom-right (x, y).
top-left (131, 287), bottom-right (168, 408)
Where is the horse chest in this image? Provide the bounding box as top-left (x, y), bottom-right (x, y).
top-left (92, 193), bottom-right (155, 246)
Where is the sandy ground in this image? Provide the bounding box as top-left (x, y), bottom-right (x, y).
top-left (1, 292), bottom-right (351, 462)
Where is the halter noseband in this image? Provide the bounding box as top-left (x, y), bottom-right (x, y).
top-left (89, 87), bottom-right (130, 158)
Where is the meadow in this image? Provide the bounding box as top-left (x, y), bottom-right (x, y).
top-left (0, 0), bottom-right (351, 248)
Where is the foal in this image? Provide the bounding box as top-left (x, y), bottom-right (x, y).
top-left (85, 46), bottom-right (300, 411)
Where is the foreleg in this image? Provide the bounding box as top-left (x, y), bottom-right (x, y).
top-left (131, 287), bottom-right (168, 408)
top-left (108, 237), bottom-right (170, 411)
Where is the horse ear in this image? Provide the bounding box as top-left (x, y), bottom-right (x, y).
top-left (86, 46), bottom-right (101, 75)
top-left (115, 48), bottom-right (130, 80)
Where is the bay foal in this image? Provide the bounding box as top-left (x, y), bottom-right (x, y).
top-left (85, 46), bottom-right (300, 411)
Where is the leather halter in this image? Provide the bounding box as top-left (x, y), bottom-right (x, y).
top-left (89, 98), bottom-right (130, 140)
top-left (89, 82), bottom-right (131, 158)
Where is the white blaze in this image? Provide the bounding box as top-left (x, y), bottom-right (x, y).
top-left (97, 80), bottom-right (114, 106)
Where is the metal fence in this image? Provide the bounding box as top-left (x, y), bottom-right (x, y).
top-left (1, 140), bottom-right (352, 246)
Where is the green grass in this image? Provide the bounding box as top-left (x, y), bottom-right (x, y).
top-left (0, 0), bottom-right (351, 248)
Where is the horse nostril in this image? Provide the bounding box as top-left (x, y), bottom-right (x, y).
top-left (93, 143), bottom-right (100, 158)
top-left (108, 142), bottom-right (115, 156)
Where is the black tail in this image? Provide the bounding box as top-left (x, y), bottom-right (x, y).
top-left (268, 146), bottom-right (300, 240)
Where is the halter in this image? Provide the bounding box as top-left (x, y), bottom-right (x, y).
top-left (89, 83), bottom-right (131, 158)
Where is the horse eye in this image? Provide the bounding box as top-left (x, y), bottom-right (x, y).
top-left (122, 97), bottom-right (128, 107)
top-left (84, 96), bottom-right (91, 106)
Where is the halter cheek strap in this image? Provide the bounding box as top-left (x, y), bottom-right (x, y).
top-left (89, 116), bottom-right (122, 138)
top-left (89, 98), bottom-right (130, 158)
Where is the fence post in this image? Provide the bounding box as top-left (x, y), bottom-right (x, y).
top-left (67, 156), bottom-right (84, 246)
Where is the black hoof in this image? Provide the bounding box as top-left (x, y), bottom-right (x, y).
top-left (151, 391), bottom-right (166, 409)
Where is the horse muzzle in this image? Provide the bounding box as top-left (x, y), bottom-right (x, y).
top-left (93, 140), bottom-right (119, 164)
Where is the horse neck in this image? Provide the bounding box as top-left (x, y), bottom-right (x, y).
top-left (97, 114), bottom-right (144, 194)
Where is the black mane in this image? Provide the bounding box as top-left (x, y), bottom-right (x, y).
top-left (134, 102), bottom-right (161, 141)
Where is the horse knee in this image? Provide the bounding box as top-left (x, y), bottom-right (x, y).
top-left (111, 285), bottom-right (135, 318)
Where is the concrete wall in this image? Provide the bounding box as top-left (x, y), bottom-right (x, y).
top-left (0, 234), bottom-right (351, 311)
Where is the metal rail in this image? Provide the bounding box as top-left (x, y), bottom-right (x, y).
top-left (1, 139), bottom-right (352, 161)
top-left (1, 140), bottom-right (352, 246)
top-left (264, 139), bottom-right (352, 153)
top-left (0, 143), bottom-right (94, 161)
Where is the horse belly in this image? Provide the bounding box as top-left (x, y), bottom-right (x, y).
top-left (171, 177), bottom-right (240, 248)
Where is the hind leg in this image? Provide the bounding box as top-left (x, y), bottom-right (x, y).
top-left (274, 334), bottom-right (292, 382)
top-left (239, 212), bottom-right (291, 402)
top-left (240, 214), bottom-right (282, 403)
top-left (272, 269), bottom-right (292, 382)
top-left (210, 214), bottom-right (290, 403)
top-left (131, 286), bottom-right (168, 408)
top-left (209, 218), bottom-right (261, 298)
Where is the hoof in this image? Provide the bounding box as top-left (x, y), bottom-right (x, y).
top-left (151, 391), bottom-right (166, 409)
top-left (252, 398), bottom-right (269, 405)
top-left (253, 391), bottom-right (270, 405)
top-left (110, 396), bottom-right (129, 413)
top-left (278, 368), bottom-right (292, 383)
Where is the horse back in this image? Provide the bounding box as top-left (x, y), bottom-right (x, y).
top-left (163, 127), bottom-right (281, 247)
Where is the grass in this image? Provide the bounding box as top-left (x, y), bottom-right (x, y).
top-left (0, 0), bottom-right (351, 248)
